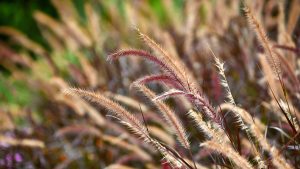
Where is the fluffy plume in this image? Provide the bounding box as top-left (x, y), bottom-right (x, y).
top-left (152, 89), bottom-right (194, 102)
top-left (136, 28), bottom-right (185, 79)
top-left (201, 139), bottom-right (253, 169)
top-left (132, 74), bottom-right (184, 90)
top-left (108, 49), bottom-right (185, 88)
top-left (279, 99), bottom-right (300, 131)
top-left (220, 103), bottom-right (292, 169)
top-left (244, 5), bottom-right (281, 77)
top-left (136, 28), bottom-right (201, 94)
top-left (133, 84), bottom-right (190, 149)
top-left (244, 3), bottom-right (297, 136)
top-left (109, 30), bottom-right (222, 131)
top-left (65, 88), bottom-right (186, 168)
top-left (189, 110), bottom-right (216, 140)
top-left (65, 88), bottom-right (149, 139)
top-left (210, 48), bottom-right (235, 105)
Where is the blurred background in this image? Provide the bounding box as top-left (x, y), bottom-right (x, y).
top-left (0, 0), bottom-right (299, 168)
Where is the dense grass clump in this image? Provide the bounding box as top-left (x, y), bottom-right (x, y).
top-left (0, 0), bottom-right (299, 168)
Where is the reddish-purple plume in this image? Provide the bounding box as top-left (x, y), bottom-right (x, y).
top-left (133, 74), bottom-right (184, 90)
top-left (108, 50), bottom-right (165, 67)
